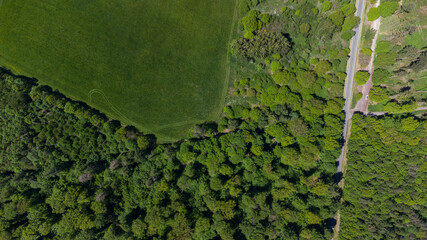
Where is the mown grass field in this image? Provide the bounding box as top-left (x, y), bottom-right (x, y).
top-left (0, 0), bottom-right (237, 142)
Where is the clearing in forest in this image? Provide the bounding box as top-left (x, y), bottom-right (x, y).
top-left (0, 0), bottom-right (237, 142)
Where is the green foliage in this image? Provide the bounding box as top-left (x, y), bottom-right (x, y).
top-left (272, 70), bottom-right (295, 85)
top-left (374, 52), bottom-right (396, 68)
top-left (242, 15), bottom-right (258, 32)
top-left (372, 68), bottom-right (391, 85)
top-left (341, 114), bottom-right (426, 240)
top-left (341, 30), bottom-right (355, 41)
top-left (341, 16), bottom-right (360, 31)
top-left (379, 2), bottom-right (399, 17)
top-left (260, 13), bottom-right (270, 24)
top-left (322, 1), bottom-right (332, 11)
top-left (354, 71), bottom-right (370, 85)
top-left (329, 10), bottom-right (345, 27)
top-left (270, 61), bottom-right (283, 72)
top-left (314, 60), bottom-right (332, 75)
top-left (299, 23), bottom-right (311, 34)
top-left (367, 7), bottom-right (380, 21)
top-left (376, 40), bottom-right (391, 53)
top-left (361, 48), bottom-right (372, 56)
top-left (405, 31), bottom-right (427, 50)
top-left (369, 86), bottom-right (389, 103)
top-left (232, 31), bottom-right (291, 59)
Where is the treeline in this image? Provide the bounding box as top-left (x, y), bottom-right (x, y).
top-left (0, 66), bottom-right (341, 239)
top-left (340, 113), bottom-right (426, 239)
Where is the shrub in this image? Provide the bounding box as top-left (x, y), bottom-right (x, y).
top-left (372, 68), bottom-right (391, 85)
top-left (272, 53), bottom-right (281, 60)
top-left (342, 16), bottom-right (360, 31)
top-left (299, 23), bottom-right (311, 34)
top-left (260, 13), bottom-right (270, 24)
top-left (342, 4), bottom-right (356, 16)
top-left (379, 2), bottom-right (399, 17)
top-left (272, 70), bottom-right (294, 85)
top-left (244, 31), bottom-right (255, 39)
top-left (329, 10), bottom-right (345, 27)
top-left (310, 58), bottom-right (319, 65)
top-left (322, 1), bottom-right (332, 11)
top-left (376, 41), bottom-right (391, 53)
top-left (314, 60), bottom-right (332, 75)
top-left (270, 61), bottom-right (283, 72)
top-left (367, 7), bottom-right (380, 21)
top-left (341, 30), bottom-right (355, 41)
top-left (369, 86), bottom-right (389, 103)
top-left (241, 15), bottom-right (258, 32)
top-left (374, 52), bottom-right (395, 68)
top-left (362, 48), bottom-right (372, 56)
top-left (355, 71), bottom-right (370, 85)
top-left (356, 92), bottom-right (362, 101)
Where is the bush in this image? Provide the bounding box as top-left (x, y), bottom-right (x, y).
top-left (342, 16), bottom-right (360, 31)
top-left (322, 1), bottom-right (332, 11)
top-left (367, 7), bottom-right (380, 21)
top-left (379, 2), bottom-right (399, 17)
top-left (244, 31), bottom-right (255, 39)
top-left (260, 13), bottom-right (270, 23)
top-left (272, 70), bottom-right (295, 85)
top-left (270, 61), bottom-right (283, 72)
top-left (376, 41), bottom-right (391, 53)
top-left (354, 71), bottom-right (370, 85)
top-left (374, 52), bottom-right (395, 68)
top-left (329, 10), bottom-right (345, 27)
top-left (372, 68), bottom-right (391, 85)
top-left (272, 53), bottom-right (281, 60)
top-left (314, 60), bottom-right (332, 75)
top-left (299, 23), bottom-right (311, 34)
top-left (356, 92), bottom-right (363, 101)
top-left (241, 15), bottom-right (258, 32)
top-left (362, 48), bottom-right (373, 56)
top-left (341, 30), bottom-right (355, 41)
top-left (341, 4), bottom-right (356, 16)
top-left (369, 86), bottom-right (389, 103)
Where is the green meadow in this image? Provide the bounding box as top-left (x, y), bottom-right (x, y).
top-left (0, 0), bottom-right (237, 142)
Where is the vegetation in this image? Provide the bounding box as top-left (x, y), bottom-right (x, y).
top-left (340, 114), bottom-right (426, 239)
top-left (368, 0), bottom-right (426, 112)
top-left (0, 0), bottom-right (238, 142)
top-left (354, 71), bottom-right (370, 85)
top-left (7, 0), bottom-right (414, 239)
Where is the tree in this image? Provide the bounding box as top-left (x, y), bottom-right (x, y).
top-left (354, 71), bottom-right (370, 85)
top-left (341, 16), bottom-right (360, 31)
top-left (369, 86), bottom-right (389, 103)
top-left (241, 15), bottom-right (258, 32)
top-left (375, 52), bottom-right (396, 68)
top-left (367, 7), bottom-right (380, 21)
top-left (401, 117), bottom-right (419, 131)
top-left (272, 70), bottom-right (294, 85)
top-left (379, 2), bottom-right (399, 17)
top-left (299, 23), bottom-right (311, 34)
top-left (270, 61), bottom-right (283, 72)
top-left (372, 68), bottom-right (391, 85)
top-left (314, 60), bottom-right (332, 75)
top-left (322, 1), bottom-right (332, 11)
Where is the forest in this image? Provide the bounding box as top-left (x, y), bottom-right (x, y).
top-left (3, 0), bottom-right (423, 240)
top-left (340, 113), bottom-right (426, 239)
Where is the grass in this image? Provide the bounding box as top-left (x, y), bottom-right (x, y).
top-left (0, 0), bottom-right (238, 142)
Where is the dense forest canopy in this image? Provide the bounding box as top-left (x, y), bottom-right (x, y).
top-left (340, 114), bottom-right (426, 239)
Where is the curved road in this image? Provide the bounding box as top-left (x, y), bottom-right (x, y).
top-left (336, 0), bottom-right (366, 173)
